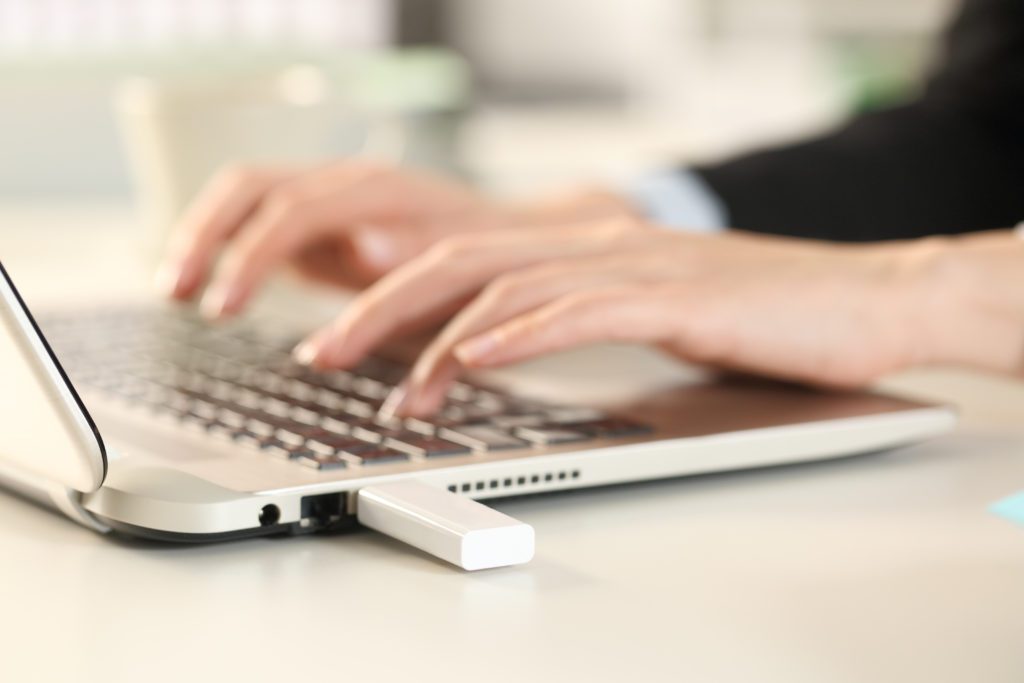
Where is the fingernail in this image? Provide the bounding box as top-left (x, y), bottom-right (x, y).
top-left (199, 282), bottom-right (241, 320)
top-left (154, 262), bottom-right (178, 297)
top-left (293, 327), bottom-right (354, 368)
top-left (454, 333), bottom-right (499, 365)
top-left (292, 340), bottom-right (320, 366)
top-left (154, 259), bottom-right (196, 299)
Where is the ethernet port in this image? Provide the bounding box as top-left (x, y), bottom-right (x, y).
top-left (299, 492), bottom-right (351, 532)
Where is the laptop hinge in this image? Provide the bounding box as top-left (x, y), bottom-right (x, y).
top-left (0, 457), bottom-right (110, 533)
top-left (48, 484), bottom-right (111, 533)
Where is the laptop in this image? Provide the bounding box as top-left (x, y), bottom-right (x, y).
top-left (0, 261), bottom-right (956, 570)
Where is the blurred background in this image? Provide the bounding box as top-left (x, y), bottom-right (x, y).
top-left (0, 0), bottom-right (956, 222)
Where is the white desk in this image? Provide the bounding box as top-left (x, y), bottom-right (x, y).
top-left (2, 205), bottom-right (1024, 683)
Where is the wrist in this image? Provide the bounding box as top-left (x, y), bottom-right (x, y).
top-left (906, 232), bottom-right (1024, 373)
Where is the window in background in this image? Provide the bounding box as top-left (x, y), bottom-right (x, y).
top-left (0, 0), bottom-right (395, 199)
top-left (0, 0), bottom-right (393, 55)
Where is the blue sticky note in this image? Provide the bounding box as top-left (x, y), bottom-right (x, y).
top-left (990, 491), bottom-right (1024, 526)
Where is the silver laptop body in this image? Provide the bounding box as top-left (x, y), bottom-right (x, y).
top-left (0, 261), bottom-right (956, 565)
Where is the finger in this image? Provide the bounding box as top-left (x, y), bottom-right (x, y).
top-left (199, 164), bottom-right (419, 319)
top-left (198, 191), bottom-right (335, 318)
top-left (158, 165), bottom-right (295, 300)
top-left (377, 362), bottom-right (461, 420)
top-left (293, 326), bottom-right (333, 366)
top-left (299, 219), bottom-right (651, 367)
top-left (454, 285), bottom-right (678, 368)
top-left (391, 255), bottom-right (667, 416)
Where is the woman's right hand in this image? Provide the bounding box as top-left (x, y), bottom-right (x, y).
top-left (292, 223), bottom-right (1024, 418)
top-left (156, 160), bottom-right (637, 320)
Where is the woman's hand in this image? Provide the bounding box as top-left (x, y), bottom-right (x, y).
top-left (157, 160), bottom-right (635, 319)
top-left (293, 219), bottom-right (1024, 418)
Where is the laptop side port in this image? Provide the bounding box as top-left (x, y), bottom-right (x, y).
top-left (294, 492), bottom-right (356, 534)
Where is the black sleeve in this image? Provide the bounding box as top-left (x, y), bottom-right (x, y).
top-left (692, 0), bottom-right (1024, 241)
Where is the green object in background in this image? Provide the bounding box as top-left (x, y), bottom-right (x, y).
top-left (0, 46), bottom-right (471, 114)
top-left (334, 48), bottom-right (471, 114)
top-left (830, 36), bottom-right (931, 114)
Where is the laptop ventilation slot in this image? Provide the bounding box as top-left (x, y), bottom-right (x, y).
top-left (447, 469), bottom-right (581, 495)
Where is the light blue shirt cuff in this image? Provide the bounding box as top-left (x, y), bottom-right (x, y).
top-left (626, 169), bottom-right (728, 234)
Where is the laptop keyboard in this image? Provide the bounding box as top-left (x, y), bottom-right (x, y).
top-left (41, 309), bottom-right (651, 472)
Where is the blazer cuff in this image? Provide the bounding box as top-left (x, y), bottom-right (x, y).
top-left (626, 168), bottom-right (729, 233)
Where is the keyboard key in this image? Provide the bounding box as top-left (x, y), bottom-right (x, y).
top-left (513, 426), bottom-right (588, 446)
top-left (311, 390), bottom-right (346, 411)
top-left (568, 418), bottom-right (652, 438)
top-left (341, 398), bottom-right (375, 418)
top-left (471, 391), bottom-right (506, 412)
top-left (219, 408), bottom-right (249, 428)
top-left (320, 416), bottom-right (351, 435)
top-left (308, 433), bottom-right (375, 454)
top-left (276, 430), bottom-right (307, 448)
top-left (205, 379), bottom-right (237, 402)
top-left (489, 414), bottom-right (546, 429)
top-left (352, 377), bottom-right (389, 400)
top-left (439, 405), bottom-right (470, 422)
top-left (271, 422), bottom-right (325, 442)
top-left (282, 378), bottom-right (319, 402)
top-left (385, 436), bottom-right (471, 458)
top-left (350, 426), bottom-right (384, 444)
top-left (343, 447), bottom-right (410, 465)
top-left (298, 453), bottom-right (348, 471)
top-left (459, 403), bottom-right (506, 420)
top-left (190, 399), bottom-right (221, 420)
top-left (446, 382), bottom-right (477, 402)
top-left (371, 414), bottom-right (405, 431)
top-left (543, 407), bottom-right (606, 424)
top-left (350, 357), bottom-right (405, 383)
top-left (307, 440), bottom-right (337, 456)
top-left (234, 388), bottom-right (263, 409)
top-left (262, 397), bottom-right (293, 417)
top-left (303, 370), bottom-right (353, 392)
top-left (248, 421), bottom-right (277, 437)
top-left (290, 406), bottom-right (321, 425)
top-left (440, 426), bottom-right (528, 451)
top-left (402, 418), bottom-right (436, 436)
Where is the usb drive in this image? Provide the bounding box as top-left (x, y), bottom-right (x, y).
top-left (356, 480), bottom-right (535, 570)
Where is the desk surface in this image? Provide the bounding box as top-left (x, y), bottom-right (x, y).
top-left (2, 206), bottom-right (1024, 683)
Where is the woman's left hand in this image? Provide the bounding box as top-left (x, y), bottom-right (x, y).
top-left (292, 217), bottom-right (1022, 417)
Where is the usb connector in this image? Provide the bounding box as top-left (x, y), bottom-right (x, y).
top-left (356, 480), bottom-right (535, 570)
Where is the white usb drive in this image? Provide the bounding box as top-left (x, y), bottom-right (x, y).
top-left (356, 480), bottom-right (535, 570)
